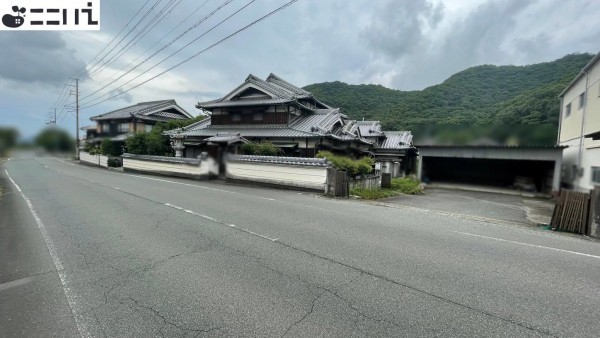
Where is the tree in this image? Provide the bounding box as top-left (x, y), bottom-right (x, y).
top-left (100, 139), bottom-right (122, 156)
top-left (0, 127), bottom-right (19, 156)
top-left (34, 127), bottom-right (74, 153)
top-left (124, 116), bottom-right (207, 156)
top-left (125, 133), bottom-right (147, 155)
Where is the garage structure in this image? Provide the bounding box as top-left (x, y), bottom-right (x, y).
top-left (416, 145), bottom-right (566, 195)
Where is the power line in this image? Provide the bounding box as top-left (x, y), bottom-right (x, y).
top-left (84, 0), bottom-right (184, 81)
top-left (83, 0), bottom-right (166, 79)
top-left (72, 0), bottom-right (153, 79)
top-left (83, 0), bottom-right (212, 94)
top-left (80, 0), bottom-right (234, 104)
top-left (81, 0), bottom-right (298, 109)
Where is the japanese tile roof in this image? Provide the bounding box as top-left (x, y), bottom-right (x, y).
top-left (90, 100), bottom-right (192, 121)
top-left (204, 133), bottom-right (250, 144)
top-left (357, 120), bottom-right (384, 137)
top-left (228, 154), bottom-right (330, 167)
top-left (377, 131), bottom-right (414, 149)
top-left (171, 109), bottom-right (376, 146)
top-left (197, 73), bottom-right (327, 110)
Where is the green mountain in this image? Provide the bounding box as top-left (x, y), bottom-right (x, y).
top-left (303, 53), bottom-right (593, 145)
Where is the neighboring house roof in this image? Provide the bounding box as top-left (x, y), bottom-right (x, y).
top-left (196, 73), bottom-right (329, 110)
top-left (204, 133), bottom-right (250, 145)
top-left (559, 51), bottom-right (600, 98)
top-left (357, 120), bottom-right (384, 137)
top-left (90, 99), bottom-right (193, 121)
top-left (377, 131), bottom-right (413, 150)
top-left (80, 125), bottom-right (96, 131)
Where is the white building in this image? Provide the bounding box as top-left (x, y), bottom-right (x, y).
top-left (558, 51), bottom-right (600, 192)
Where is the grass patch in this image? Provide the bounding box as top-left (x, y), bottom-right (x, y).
top-left (351, 178), bottom-right (424, 200)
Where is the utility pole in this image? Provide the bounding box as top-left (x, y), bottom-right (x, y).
top-left (76, 78), bottom-right (79, 160)
top-left (69, 78), bottom-right (80, 159)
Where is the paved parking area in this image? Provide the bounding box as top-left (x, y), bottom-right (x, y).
top-left (381, 188), bottom-right (554, 225)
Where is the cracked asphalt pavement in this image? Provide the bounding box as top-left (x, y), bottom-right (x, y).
top-left (1, 154), bottom-right (600, 337)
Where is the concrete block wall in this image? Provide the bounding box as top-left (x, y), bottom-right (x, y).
top-left (122, 153), bottom-right (209, 180)
top-left (80, 151), bottom-right (109, 168)
top-left (226, 155), bottom-right (329, 191)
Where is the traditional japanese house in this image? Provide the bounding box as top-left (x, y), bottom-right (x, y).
top-left (87, 99), bottom-right (193, 145)
top-left (168, 74), bottom-right (417, 176)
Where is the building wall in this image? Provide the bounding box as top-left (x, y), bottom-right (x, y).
top-left (560, 138), bottom-right (600, 191)
top-left (559, 78), bottom-right (587, 143)
top-left (80, 151), bottom-right (109, 168)
top-left (559, 56), bottom-right (600, 191)
top-left (584, 61), bottom-right (600, 136)
top-left (123, 156), bottom-right (210, 179)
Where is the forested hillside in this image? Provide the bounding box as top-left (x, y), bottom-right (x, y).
top-left (304, 53), bottom-right (593, 145)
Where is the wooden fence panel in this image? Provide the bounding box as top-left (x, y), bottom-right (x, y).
top-left (551, 190), bottom-right (590, 234)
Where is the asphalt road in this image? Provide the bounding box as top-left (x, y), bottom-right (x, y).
top-left (1, 154), bottom-right (600, 337)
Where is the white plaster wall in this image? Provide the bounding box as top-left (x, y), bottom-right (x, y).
top-left (226, 161), bottom-right (327, 190)
top-left (80, 151), bottom-right (108, 168)
top-left (560, 138), bottom-right (600, 192)
top-left (123, 158), bottom-right (209, 177)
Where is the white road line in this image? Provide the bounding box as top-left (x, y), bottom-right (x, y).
top-left (125, 174), bottom-right (276, 201)
top-left (5, 169), bottom-right (90, 337)
top-left (453, 231), bottom-right (600, 260)
top-left (164, 202), bottom-right (278, 241)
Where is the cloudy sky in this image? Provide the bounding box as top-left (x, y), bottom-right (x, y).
top-left (0, 0), bottom-right (598, 139)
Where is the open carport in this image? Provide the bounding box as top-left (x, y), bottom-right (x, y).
top-left (416, 145), bottom-right (565, 195)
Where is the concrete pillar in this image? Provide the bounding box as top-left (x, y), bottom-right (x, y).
top-left (552, 157), bottom-right (562, 194)
top-left (416, 156), bottom-right (423, 181)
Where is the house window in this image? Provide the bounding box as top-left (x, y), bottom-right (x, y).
top-left (231, 112), bottom-right (241, 122)
top-left (579, 92), bottom-right (585, 109)
top-left (592, 167), bottom-right (600, 185)
top-left (253, 111), bottom-right (263, 121)
top-left (145, 125), bottom-right (153, 132)
top-left (118, 122), bottom-right (129, 133)
top-left (565, 103), bottom-right (571, 117)
top-left (101, 123), bottom-right (110, 133)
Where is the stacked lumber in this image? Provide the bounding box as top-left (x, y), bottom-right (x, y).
top-left (551, 190), bottom-right (590, 235)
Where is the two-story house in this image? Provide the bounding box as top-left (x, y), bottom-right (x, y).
top-left (86, 99), bottom-right (193, 145)
top-left (168, 74), bottom-right (417, 177)
top-left (558, 51), bottom-right (600, 192)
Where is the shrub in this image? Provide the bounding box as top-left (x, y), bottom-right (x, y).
top-left (125, 133), bottom-right (147, 155)
top-left (240, 143), bottom-right (258, 155)
top-left (240, 142), bottom-right (280, 156)
top-left (100, 139), bottom-right (122, 156)
top-left (317, 151), bottom-right (373, 177)
top-left (107, 158), bottom-right (121, 167)
top-left (256, 142), bottom-right (279, 156)
top-left (350, 177), bottom-right (423, 200)
top-left (390, 177), bottom-right (424, 195)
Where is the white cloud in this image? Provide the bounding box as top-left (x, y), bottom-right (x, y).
top-left (0, 0), bottom-right (598, 139)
